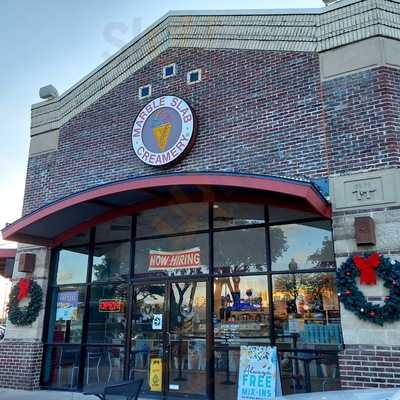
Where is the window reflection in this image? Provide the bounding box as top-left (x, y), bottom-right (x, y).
top-left (214, 276), bottom-right (270, 340)
top-left (214, 227), bottom-right (267, 274)
top-left (213, 202), bottom-right (264, 228)
top-left (273, 273), bottom-right (342, 347)
top-left (136, 203), bottom-right (208, 237)
top-left (270, 221), bottom-right (335, 271)
top-left (92, 242), bottom-right (130, 282)
top-left (95, 216), bottom-right (132, 243)
top-left (57, 249), bottom-right (88, 285)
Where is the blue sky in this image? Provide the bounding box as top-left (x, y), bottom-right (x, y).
top-left (0, 0), bottom-right (324, 248)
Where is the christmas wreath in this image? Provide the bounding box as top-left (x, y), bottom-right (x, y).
top-left (7, 278), bottom-right (43, 326)
top-left (337, 252), bottom-right (400, 326)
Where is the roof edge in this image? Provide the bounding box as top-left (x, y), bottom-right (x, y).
top-left (31, 0), bottom-right (376, 110)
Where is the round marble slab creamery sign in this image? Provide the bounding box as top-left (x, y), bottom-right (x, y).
top-left (132, 96), bottom-right (197, 166)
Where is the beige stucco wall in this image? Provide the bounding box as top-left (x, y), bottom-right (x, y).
top-left (331, 168), bottom-right (400, 346)
top-left (5, 245), bottom-right (51, 341)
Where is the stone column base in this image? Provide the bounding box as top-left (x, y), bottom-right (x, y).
top-left (340, 344), bottom-right (400, 389)
top-left (0, 339), bottom-right (43, 390)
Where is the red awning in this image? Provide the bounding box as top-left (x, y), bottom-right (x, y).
top-left (2, 173), bottom-right (331, 248)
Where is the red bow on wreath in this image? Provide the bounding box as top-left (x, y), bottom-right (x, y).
top-left (17, 278), bottom-right (31, 301)
top-left (353, 252), bottom-right (380, 285)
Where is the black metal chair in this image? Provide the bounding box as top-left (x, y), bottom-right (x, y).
top-left (84, 379), bottom-right (143, 400)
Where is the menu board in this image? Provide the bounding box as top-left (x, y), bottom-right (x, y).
top-left (237, 346), bottom-right (281, 400)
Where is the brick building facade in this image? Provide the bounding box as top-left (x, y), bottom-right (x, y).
top-left (3, 0), bottom-right (400, 396)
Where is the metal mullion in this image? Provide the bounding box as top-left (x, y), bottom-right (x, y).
top-left (52, 282), bottom-right (90, 289)
top-left (61, 243), bottom-right (91, 250)
top-left (123, 283), bottom-right (134, 380)
top-left (93, 238), bottom-right (131, 246)
top-left (77, 228), bottom-right (95, 389)
top-left (269, 217), bottom-right (328, 227)
top-left (265, 205), bottom-right (276, 346)
top-left (41, 248), bottom-right (60, 346)
top-left (213, 222), bottom-right (266, 233)
top-left (164, 282), bottom-right (171, 396)
top-left (123, 215), bottom-right (136, 379)
top-left (135, 228), bottom-right (210, 242)
top-left (270, 268), bottom-right (337, 275)
top-left (211, 270), bottom-right (270, 279)
top-left (132, 274), bottom-right (208, 284)
top-left (83, 342), bottom-right (126, 347)
top-left (207, 200), bottom-right (215, 400)
top-left (130, 215), bottom-right (137, 281)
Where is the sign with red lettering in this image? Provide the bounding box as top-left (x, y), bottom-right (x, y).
top-left (99, 299), bottom-right (125, 313)
top-left (149, 247), bottom-right (201, 270)
top-left (132, 96), bottom-right (197, 166)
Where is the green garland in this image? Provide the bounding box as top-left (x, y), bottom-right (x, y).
top-left (337, 254), bottom-right (400, 326)
top-left (8, 280), bottom-right (43, 326)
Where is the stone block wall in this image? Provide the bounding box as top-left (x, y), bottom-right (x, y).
top-left (0, 245), bottom-right (51, 390)
top-left (331, 169), bottom-right (400, 389)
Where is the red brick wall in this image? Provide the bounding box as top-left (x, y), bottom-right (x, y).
top-left (23, 48), bottom-right (400, 215)
top-left (22, 48), bottom-right (313, 214)
top-left (340, 345), bottom-right (400, 389)
top-left (0, 340), bottom-right (43, 389)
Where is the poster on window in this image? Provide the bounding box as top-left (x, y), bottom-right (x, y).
top-left (237, 346), bottom-right (282, 400)
top-left (56, 291), bottom-right (79, 321)
top-left (149, 247), bottom-right (201, 271)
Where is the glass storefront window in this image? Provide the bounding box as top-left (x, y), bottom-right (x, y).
top-left (62, 229), bottom-right (91, 247)
top-left (214, 276), bottom-right (270, 340)
top-left (92, 242), bottom-right (130, 282)
top-left (214, 227), bottom-right (267, 274)
top-left (95, 216), bottom-right (132, 243)
top-left (48, 286), bottom-right (86, 344)
top-left (84, 346), bottom-right (125, 386)
top-left (42, 345), bottom-right (81, 389)
top-left (56, 248), bottom-right (89, 285)
top-left (135, 233), bottom-right (209, 276)
top-left (269, 206), bottom-right (318, 224)
top-left (136, 202), bottom-right (208, 237)
top-left (270, 221), bottom-right (335, 271)
top-left (272, 273), bottom-right (342, 348)
top-left (213, 202), bottom-right (265, 228)
top-left (45, 200), bottom-right (340, 395)
top-left (87, 284), bottom-right (128, 344)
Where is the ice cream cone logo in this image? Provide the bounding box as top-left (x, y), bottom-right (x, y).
top-left (132, 96), bottom-right (196, 166)
top-left (153, 122), bottom-right (172, 152)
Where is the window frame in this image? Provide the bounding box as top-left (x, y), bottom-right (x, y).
top-left (42, 202), bottom-right (342, 391)
top-left (138, 84), bottom-right (151, 99)
top-left (163, 63), bottom-right (177, 79)
top-left (187, 68), bottom-right (202, 84)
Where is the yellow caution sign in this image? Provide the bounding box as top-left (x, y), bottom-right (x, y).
top-left (149, 358), bottom-right (163, 392)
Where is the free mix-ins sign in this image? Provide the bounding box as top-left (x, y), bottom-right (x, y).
top-left (132, 96), bottom-right (196, 166)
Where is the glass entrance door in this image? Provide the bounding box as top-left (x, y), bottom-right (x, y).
top-left (130, 281), bottom-right (208, 399)
top-left (167, 281), bottom-right (207, 398)
top-left (130, 284), bottom-right (166, 396)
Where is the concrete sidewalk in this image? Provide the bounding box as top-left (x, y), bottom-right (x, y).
top-left (0, 389), bottom-right (97, 399)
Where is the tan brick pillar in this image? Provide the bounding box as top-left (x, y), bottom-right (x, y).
top-left (0, 244), bottom-right (51, 389)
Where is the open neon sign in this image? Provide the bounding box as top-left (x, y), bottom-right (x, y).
top-left (99, 299), bottom-right (124, 313)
